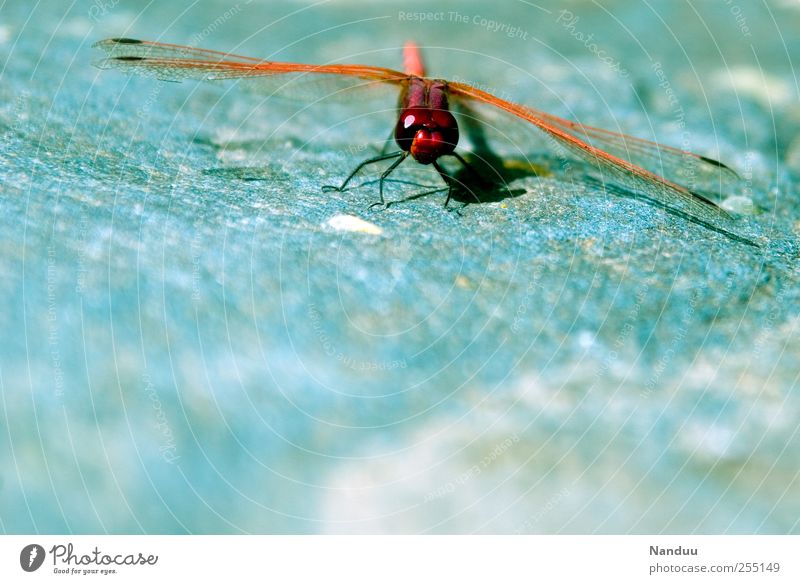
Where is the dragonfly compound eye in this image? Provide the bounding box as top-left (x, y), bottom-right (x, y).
top-left (408, 129), bottom-right (451, 164)
top-left (395, 108), bottom-right (459, 164)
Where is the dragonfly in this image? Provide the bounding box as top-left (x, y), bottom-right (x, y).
top-left (94, 37), bottom-right (746, 234)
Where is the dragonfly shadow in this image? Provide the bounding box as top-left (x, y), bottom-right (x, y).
top-left (581, 176), bottom-right (760, 248)
top-left (358, 169), bottom-right (530, 210)
top-left (346, 149), bottom-right (535, 209)
top-left (445, 151), bottom-right (537, 205)
top-left (198, 137), bottom-right (542, 210)
top-left (202, 167), bottom-right (282, 181)
top-left (193, 135), bottom-right (273, 152)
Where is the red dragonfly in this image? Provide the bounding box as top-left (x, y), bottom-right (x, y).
top-left (94, 37), bottom-right (742, 229)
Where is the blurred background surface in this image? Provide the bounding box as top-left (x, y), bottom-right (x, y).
top-left (0, 0), bottom-right (798, 533)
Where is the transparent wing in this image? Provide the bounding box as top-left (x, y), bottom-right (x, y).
top-left (93, 38), bottom-right (409, 101)
top-left (530, 109), bottom-right (740, 190)
top-left (449, 81), bottom-right (739, 224)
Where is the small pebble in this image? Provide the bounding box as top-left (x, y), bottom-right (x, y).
top-left (326, 214), bottom-right (383, 235)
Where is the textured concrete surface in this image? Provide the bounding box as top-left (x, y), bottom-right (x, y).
top-left (0, 0), bottom-right (798, 533)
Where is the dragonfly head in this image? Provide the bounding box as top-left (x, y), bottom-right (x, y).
top-left (395, 107), bottom-right (459, 165)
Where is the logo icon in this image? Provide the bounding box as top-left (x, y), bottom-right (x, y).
top-left (20, 544), bottom-right (45, 572)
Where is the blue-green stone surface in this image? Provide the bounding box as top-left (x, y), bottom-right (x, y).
top-left (0, 0), bottom-right (798, 533)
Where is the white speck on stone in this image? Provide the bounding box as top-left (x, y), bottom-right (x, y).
top-left (326, 214), bottom-right (383, 235)
top-left (577, 330), bottom-right (595, 348)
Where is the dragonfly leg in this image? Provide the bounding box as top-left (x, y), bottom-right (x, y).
top-left (368, 152), bottom-right (409, 210)
top-left (432, 160), bottom-right (459, 208)
top-left (450, 151), bottom-right (485, 184)
top-left (322, 151), bottom-right (404, 193)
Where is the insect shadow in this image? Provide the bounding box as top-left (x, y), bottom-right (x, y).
top-left (199, 142), bottom-right (535, 209)
top-left (198, 131), bottom-right (754, 243)
top-left (352, 130), bottom-right (540, 209)
top-left (580, 176), bottom-right (760, 248)
top-left (443, 150), bottom-right (540, 205)
top-left (201, 166), bottom-right (281, 181)
top-left (197, 144), bottom-right (758, 249)
top-left (356, 150), bottom-right (535, 209)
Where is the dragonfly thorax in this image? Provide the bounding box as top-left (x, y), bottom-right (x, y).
top-left (394, 106), bottom-right (459, 165)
